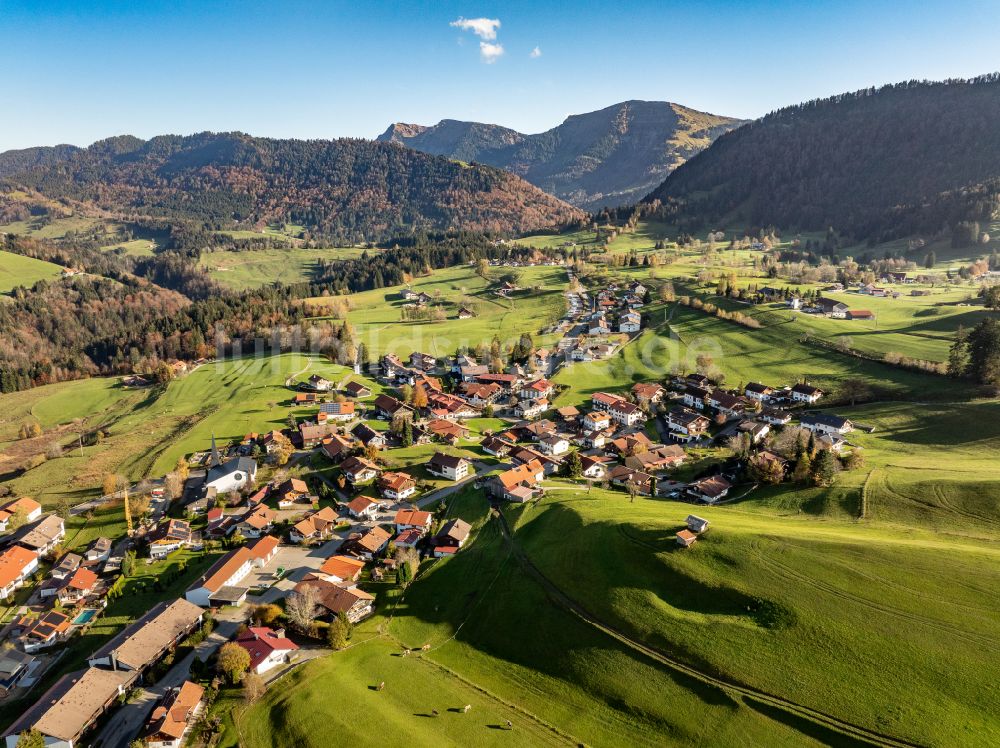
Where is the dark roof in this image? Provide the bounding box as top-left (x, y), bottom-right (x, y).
top-left (801, 412), bottom-right (851, 429)
top-left (428, 453), bottom-right (468, 470)
top-left (206, 456), bottom-right (256, 484)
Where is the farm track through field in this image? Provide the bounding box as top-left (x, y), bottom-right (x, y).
top-left (495, 513), bottom-right (921, 748)
top-left (746, 543), bottom-right (999, 649)
top-left (876, 468), bottom-right (1000, 529)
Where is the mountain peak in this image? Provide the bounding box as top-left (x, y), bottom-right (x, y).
top-left (376, 101), bottom-right (741, 210)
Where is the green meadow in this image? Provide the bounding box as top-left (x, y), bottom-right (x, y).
top-left (304, 264), bottom-right (569, 357)
top-left (0, 249), bottom-right (63, 294)
top-left (0, 354), bottom-right (357, 507)
top-left (199, 247), bottom-right (366, 290)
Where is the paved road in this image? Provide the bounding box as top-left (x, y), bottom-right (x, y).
top-left (415, 461), bottom-right (496, 509)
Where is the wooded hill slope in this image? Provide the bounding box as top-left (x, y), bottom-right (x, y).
top-left (1, 133), bottom-right (586, 242)
top-left (645, 75), bottom-right (1000, 242)
top-left (379, 101), bottom-right (742, 210)
top-left (0, 144), bottom-right (81, 179)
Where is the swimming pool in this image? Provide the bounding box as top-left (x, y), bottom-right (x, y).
top-left (72, 609), bottom-right (97, 625)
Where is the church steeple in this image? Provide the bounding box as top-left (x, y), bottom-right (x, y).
top-left (210, 433), bottom-right (221, 468)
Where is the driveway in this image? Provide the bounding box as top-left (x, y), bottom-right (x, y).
top-left (415, 461), bottom-right (495, 509)
top-left (91, 619), bottom-right (241, 748)
top-left (246, 537), bottom-right (344, 605)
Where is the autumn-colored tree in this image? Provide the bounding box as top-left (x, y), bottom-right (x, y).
top-left (218, 642), bottom-right (251, 684)
top-left (251, 603), bottom-right (283, 627)
top-left (243, 672), bottom-right (266, 704)
top-left (174, 456), bottom-right (189, 481)
top-left (412, 386), bottom-right (428, 409)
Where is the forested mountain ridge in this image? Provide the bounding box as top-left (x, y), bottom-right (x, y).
top-left (645, 75), bottom-right (1000, 242)
top-left (378, 101), bottom-right (742, 210)
top-left (2, 133), bottom-right (586, 242)
top-left (0, 144), bottom-right (81, 179)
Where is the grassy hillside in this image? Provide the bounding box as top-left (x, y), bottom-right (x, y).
top-left (511, 485), bottom-right (1000, 747)
top-left (0, 354), bottom-right (353, 507)
top-left (199, 247), bottom-right (366, 290)
top-left (304, 264), bottom-right (569, 357)
top-left (225, 488), bottom-right (818, 747)
top-left (0, 249), bottom-right (63, 294)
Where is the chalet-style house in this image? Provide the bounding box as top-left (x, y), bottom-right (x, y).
top-left (580, 454), bottom-right (611, 479)
top-left (666, 407), bottom-right (710, 442)
top-left (432, 519), bottom-right (472, 557)
top-left (321, 433), bottom-right (356, 462)
top-left (0, 546), bottom-right (40, 600)
top-left (760, 408), bottom-right (792, 426)
top-left (20, 610), bottom-right (72, 653)
top-left (373, 394), bottom-right (413, 421)
top-left (235, 627), bottom-right (299, 675)
top-left (632, 383), bottom-right (665, 404)
top-left (147, 519), bottom-right (193, 558)
top-left (814, 298), bottom-right (849, 318)
top-left (10, 514), bottom-right (65, 558)
top-left (318, 401), bottom-right (356, 423)
top-left (427, 453), bottom-right (471, 481)
top-left (344, 380), bottom-right (372, 398)
top-left (0, 497), bottom-right (42, 531)
top-left (378, 471), bottom-right (417, 500)
top-left (609, 466), bottom-right (656, 496)
top-left (235, 504), bottom-right (276, 538)
top-left (345, 495), bottom-right (380, 520)
top-left (350, 423), bottom-right (386, 450)
top-left (682, 385), bottom-right (712, 411)
top-left (394, 508), bottom-right (433, 535)
top-left (489, 461), bottom-right (545, 503)
top-left (340, 455), bottom-right (380, 485)
top-left (624, 444), bottom-right (686, 472)
top-left (744, 382), bottom-right (773, 401)
top-left (791, 383), bottom-right (824, 404)
top-left (290, 507), bottom-right (339, 543)
top-left (293, 576), bottom-right (374, 623)
top-left (800, 413), bottom-right (854, 435)
top-left (481, 436), bottom-right (514, 458)
top-left (143, 680), bottom-right (205, 748)
top-left (319, 554), bottom-right (365, 582)
top-left (687, 475), bottom-right (732, 504)
top-left (343, 526), bottom-right (391, 560)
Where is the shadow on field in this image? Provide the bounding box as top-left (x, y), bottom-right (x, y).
top-left (392, 512), bottom-right (747, 722)
top-left (743, 697), bottom-right (870, 748)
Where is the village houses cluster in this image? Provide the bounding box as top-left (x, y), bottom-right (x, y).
top-left (0, 272), bottom-right (868, 747)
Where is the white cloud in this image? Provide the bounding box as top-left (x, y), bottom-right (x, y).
top-left (450, 17), bottom-right (501, 41)
top-left (479, 41), bottom-right (504, 64)
top-left (529, 46), bottom-right (542, 58)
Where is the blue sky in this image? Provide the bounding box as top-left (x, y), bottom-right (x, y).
top-left (2, 0), bottom-right (999, 151)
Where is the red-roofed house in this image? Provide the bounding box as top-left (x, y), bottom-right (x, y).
top-left (57, 567), bottom-right (99, 606)
top-left (235, 627), bottom-right (299, 675)
top-left (346, 495), bottom-right (380, 520)
top-left (144, 680), bottom-right (204, 748)
top-left (393, 508), bottom-right (433, 535)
